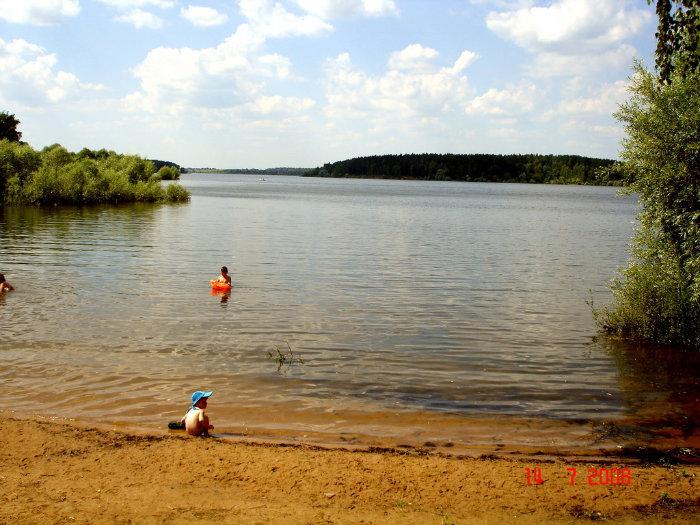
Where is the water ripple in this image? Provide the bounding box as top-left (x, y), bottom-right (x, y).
top-left (4, 175), bottom-right (693, 428)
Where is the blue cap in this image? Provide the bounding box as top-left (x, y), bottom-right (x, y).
top-left (191, 390), bottom-right (213, 407)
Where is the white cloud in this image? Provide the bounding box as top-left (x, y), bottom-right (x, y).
top-left (124, 0), bottom-right (347, 115)
top-left (386, 46), bottom-right (478, 75)
top-left (488, 127), bottom-right (520, 138)
top-left (258, 54), bottom-right (293, 78)
top-left (295, 0), bottom-right (398, 18)
top-left (486, 0), bottom-right (650, 53)
top-left (97, 0), bottom-right (174, 8)
top-left (464, 82), bottom-right (538, 115)
top-left (0, 0), bottom-right (80, 26)
top-left (125, 0), bottom-right (409, 116)
top-left (124, 23), bottom-right (297, 113)
top-left (561, 118), bottom-right (623, 140)
top-left (239, 0), bottom-right (332, 38)
top-left (180, 5), bottom-right (229, 27)
top-left (470, 0), bottom-right (533, 8)
top-left (248, 95), bottom-right (315, 114)
top-left (0, 38), bottom-right (105, 106)
top-left (485, 0), bottom-right (651, 77)
top-left (558, 80), bottom-right (629, 114)
top-left (591, 124), bottom-right (623, 137)
top-left (388, 44), bottom-right (439, 71)
top-left (528, 44), bottom-right (636, 77)
top-left (324, 46), bottom-right (477, 121)
top-left (450, 50), bottom-right (479, 74)
top-left (116, 8), bottom-right (163, 28)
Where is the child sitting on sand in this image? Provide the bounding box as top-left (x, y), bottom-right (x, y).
top-left (0, 273), bottom-right (14, 293)
top-left (181, 390), bottom-right (214, 437)
top-left (216, 266), bottom-right (231, 285)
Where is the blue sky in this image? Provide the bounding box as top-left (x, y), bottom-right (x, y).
top-left (0, 0), bottom-right (657, 168)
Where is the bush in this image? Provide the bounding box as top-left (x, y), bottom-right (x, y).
top-left (0, 142), bottom-right (189, 206)
top-left (0, 140), bottom-right (41, 201)
top-left (595, 229), bottom-right (700, 348)
top-left (133, 180), bottom-right (165, 202)
top-left (157, 165), bottom-right (180, 180)
top-left (595, 65), bottom-right (700, 349)
top-left (165, 182), bottom-right (190, 202)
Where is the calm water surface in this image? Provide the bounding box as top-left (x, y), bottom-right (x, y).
top-left (1, 175), bottom-right (698, 445)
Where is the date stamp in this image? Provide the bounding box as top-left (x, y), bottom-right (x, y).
top-left (524, 467), bottom-right (632, 486)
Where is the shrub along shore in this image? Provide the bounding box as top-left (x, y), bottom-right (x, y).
top-left (0, 140), bottom-right (189, 206)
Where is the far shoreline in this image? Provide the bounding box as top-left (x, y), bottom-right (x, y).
top-left (185, 152), bottom-right (622, 186)
top-left (182, 171), bottom-right (626, 188)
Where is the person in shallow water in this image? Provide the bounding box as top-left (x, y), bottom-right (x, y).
top-left (0, 273), bottom-right (14, 293)
top-left (180, 391), bottom-right (214, 437)
top-left (216, 266), bottom-right (232, 286)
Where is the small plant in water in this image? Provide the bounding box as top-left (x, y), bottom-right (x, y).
top-left (267, 340), bottom-right (304, 372)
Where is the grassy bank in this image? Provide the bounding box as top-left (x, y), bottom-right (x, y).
top-left (0, 140), bottom-right (189, 206)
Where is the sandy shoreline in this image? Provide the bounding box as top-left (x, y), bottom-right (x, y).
top-left (1, 415), bottom-right (698, 524)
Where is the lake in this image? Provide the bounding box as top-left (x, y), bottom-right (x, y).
top-left (1, 175), bottom-right (698, 451)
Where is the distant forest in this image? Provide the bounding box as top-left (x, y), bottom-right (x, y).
top-left (184, 167), bottom-right (309, 175)
top-left (304, 154), bottom-right (621, 186)
top-left (149, 159), bottom-right (182, 172)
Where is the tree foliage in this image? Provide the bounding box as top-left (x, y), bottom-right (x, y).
top-left (0, 141), bottom-right (189, 206)
top-left (596, 65), bottom-right (700, 348)
top-left (156, 165), bottom-right (181, 180)
top-left (150, 159), bottom-right (182, 177)
top-left (305, 154), bottom-right (619, 186)
top-left (649, 0), bottom-right (700, 82)
top-left (0, 112), bottom-right (22, 142)
top-left (597, 1), bottom-right (700, 348)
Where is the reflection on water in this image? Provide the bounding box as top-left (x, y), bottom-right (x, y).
top-left (211, 289), bottom-right (232, 306)
top-left (1, 175), bottom-right (697, 446)
top-left (600, 338), bottom-right (700, 436)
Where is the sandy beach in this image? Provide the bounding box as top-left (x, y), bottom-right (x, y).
top-left (1, 415), bottom-right (698, 524)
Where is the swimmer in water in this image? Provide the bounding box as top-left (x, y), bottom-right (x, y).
top-left (0, 273), bottom-right (14, 293)
top-left (216, 266), bottom-right (231, 286)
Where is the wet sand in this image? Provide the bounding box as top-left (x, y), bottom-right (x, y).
top-left (6, 379), bottom-right (700, 458)
top-left (1, 415), bottom-right (698, 524)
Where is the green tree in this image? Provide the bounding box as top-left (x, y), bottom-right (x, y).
top-left (0, 140), bottom-right (189, 206)
top-left (596, 1), bottom-right (699, 348)
top-left (0, 140), bottom-right (41, 202)
top-left (648, 0), bottom-right (699, 83)
top-left (0, 112), bottom-right (22, 142)
top-left (596, 65), bottom-right (700, 348)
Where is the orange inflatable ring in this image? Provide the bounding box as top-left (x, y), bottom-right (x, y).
top-left (210, 280), bottom-right (232, 291)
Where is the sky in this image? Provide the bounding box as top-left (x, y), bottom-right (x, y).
top-left (0, 0), bottom-right (657, 168)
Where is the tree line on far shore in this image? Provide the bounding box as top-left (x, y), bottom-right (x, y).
top-left (184, 167), bottom-right (309, 175)
top-left (0, 113), bottom-right (189, 206)
top-left (304, 153), bottom-right (621, 186)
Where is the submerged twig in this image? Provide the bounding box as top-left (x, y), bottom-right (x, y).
top-left (267, 340), bottom-right (304, 372)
